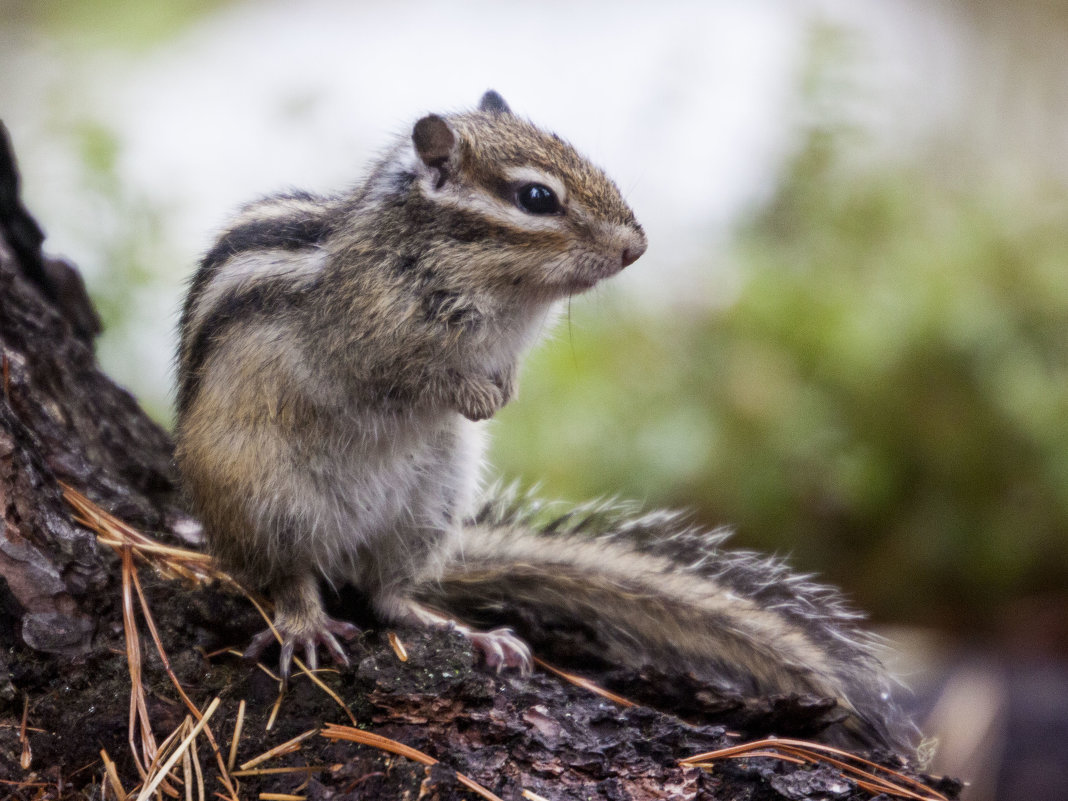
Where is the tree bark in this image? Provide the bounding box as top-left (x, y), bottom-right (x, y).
top-left (0, 123), bottom-right (189, 659)
top-left (0, 122), bottom-right (959, 801)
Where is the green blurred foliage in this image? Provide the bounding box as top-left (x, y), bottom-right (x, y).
top-left (492, 124), bottom-right (1068, 629)
top-left (67, 119), bottom-right (177, 423)
top-left (4, 0), bottom-right (231, 50)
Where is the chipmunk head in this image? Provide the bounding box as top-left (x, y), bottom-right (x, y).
top-left (408, 90), bottom-right (646, 297)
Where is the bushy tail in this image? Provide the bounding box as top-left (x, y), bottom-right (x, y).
top-left (416, 485), bottom-right (916, 751)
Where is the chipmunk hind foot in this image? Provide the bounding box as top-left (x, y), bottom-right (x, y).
top-left (378, 594), bottom-right (533, 674)
top-left (245, 572), bottom-right (361, 683)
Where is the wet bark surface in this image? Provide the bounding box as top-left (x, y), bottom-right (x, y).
top-left (0, 121), bottom-right (960, 800)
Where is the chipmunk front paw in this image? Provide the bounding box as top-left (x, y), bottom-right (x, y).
top-left (453, 375), bottom-right (507, 421)
top-left (490, 364), bottom-right (518, 405)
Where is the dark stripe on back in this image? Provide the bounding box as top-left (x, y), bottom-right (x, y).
top-left (177, 277), bottom-right (315, 416)
top-left (181, 199), bottom-right (331, 340)
top-left (189, 212), bottom-right (331, 304)
top-left (202, 214), bottom-right (331, 274)
top-left (179, 198), bottom-right (332, 412)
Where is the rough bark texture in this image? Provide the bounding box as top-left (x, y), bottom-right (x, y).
top-left (0, 121), bottom-right (960, 800)
top-left (0, 124), bottom-right (188, 661)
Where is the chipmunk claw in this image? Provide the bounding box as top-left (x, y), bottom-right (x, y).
top-left (469, 627), bottom-right (533, 675)
top-left (244, 617), bottom-right (360, 686)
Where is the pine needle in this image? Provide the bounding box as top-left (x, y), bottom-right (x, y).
top-left (320, 723), bottom-right (505, 801)
top-left (230, 767), bottom-right (329, 778)
top-left (191, 731), bottom-right (206, 801)
top-left (129, 562), bottom-right (240, 800)
top-left (140, 717), bottom-right (190, 799)
top-left (135, 697), bottom-right (221, 801)
top-left (266, 690), bottom-right (284, 732)
top-left (130, 566), bottom-right (200, 713)
top-left (680, 737), bottom-right (949, 801)
top-left (239, 728), bottom-right (318, 771)
top-left (182, 722), bottom-right (194, 801)
top-left (100, 749), bottom-right (128, 801)
top-left (387, 631), bottom-right (409, 661)
top-left (227, 700), bottom-right (247, 772)
top-left (534, 658), bottom-right (636, 708)
top-left (19, 693), bottom-right (31, 769)
top-left (63, 485), bottom-right (223, 584)
top-left (121, 546), bottom-right (158, 784)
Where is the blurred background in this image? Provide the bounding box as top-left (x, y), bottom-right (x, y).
top-left (1, 1), bottom-right (1066, 798)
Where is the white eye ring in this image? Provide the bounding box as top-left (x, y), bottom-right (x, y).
top-left (502, 166), bottom-right (568, 208)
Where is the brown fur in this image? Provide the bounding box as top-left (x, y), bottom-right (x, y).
top-left (174, 93), bottom-right (914, 752)
top-left (176, 91), bottom-right (645, 679)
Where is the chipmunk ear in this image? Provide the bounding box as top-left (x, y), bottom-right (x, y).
top-left (478, 90), bottom-right (512, 115)
top-left (412, 114), bottom-right (456, 170)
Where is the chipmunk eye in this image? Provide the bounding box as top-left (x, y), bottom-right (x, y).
top-left (515, 183), bottom-right (562, 215)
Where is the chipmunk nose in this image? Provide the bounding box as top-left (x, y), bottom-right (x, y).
top-left (621, 236), bottom-right (647, 267)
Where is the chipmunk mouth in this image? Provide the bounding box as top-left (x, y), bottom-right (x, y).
top-left (557, 262), bottom-right (617, 294)
top-left (543, 252), bottom-right (630, 296)
top-left (571, 229), bottom-right (646, 290)
top-left (528, 231), bottom-right (644, 298)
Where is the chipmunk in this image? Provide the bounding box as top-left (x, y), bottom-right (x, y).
top-left (176, 91), bottom-right (912, 750)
